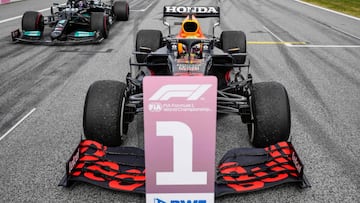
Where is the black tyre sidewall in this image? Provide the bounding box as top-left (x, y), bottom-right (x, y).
top-left (83, 80), bottom-right (127, 146)
top-left (91, 12), bottom-right (109, 39)
top-left (22, 11), bottom-right (44, 32)
top-left (113, 1), bottom-right (129, 21)
top-left (249, 82), bottom-right (291, 147)
top-left (220, 31), bottom-right (247, 64)
top-left (135, 29), bottom-right (163, 63)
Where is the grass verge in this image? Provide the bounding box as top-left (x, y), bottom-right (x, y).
top-left (303, 0), bottom-right (360, 18)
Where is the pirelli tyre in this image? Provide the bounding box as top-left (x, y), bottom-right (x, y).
top-left (113, 1), bottom-right (129, 21)
top-left (248, 82), bottom-right (291, 148)
top-left (135, 29), bottom-right (163, 63)
top-left (22, 11), bottom-right (44, 33)
top-left (220, 31), bottom-right (247, 64)
top-left (83, 80), bottom-right (128, 146)
top-left (91, 12), bottom-right (109, 39)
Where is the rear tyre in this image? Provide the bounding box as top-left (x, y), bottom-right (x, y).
top-left (135, 29), bottom-right (163, 63)
top-left (248, 82), bottom-right (291, 147)
top-left (83, 80), bottom-right (128, 146)
top-left (113, 1), bottom-right (129, 21)
top-left (91, 12), bottom-right (109, 39)
top-left (22, 11), bottom-right (44, 32)
top-left (220, 31), bottom-right (247, 64)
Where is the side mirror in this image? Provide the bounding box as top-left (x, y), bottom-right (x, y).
top-left (212, 21), bottom-right (220, 37)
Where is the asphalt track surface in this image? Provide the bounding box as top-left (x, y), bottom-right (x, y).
top-left (0, 0), bottom-right (359, 202)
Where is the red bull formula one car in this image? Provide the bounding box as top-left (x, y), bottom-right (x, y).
top-left (11, 0), bottom-right (129, 45)
top-left (60, 5), bottom-right (310, 198)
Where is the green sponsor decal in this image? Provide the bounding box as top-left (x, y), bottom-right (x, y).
top-left (74, 31), bottom-right (95, 37)
top-left (23, 31), bottom-right (41, 37)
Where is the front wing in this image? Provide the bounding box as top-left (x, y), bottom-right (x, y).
top-left (59, 140), bottom-right (310, 197)
top-left (11, 29), bottom-right (104, 45)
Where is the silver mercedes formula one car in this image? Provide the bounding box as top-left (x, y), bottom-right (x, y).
top-left (11, 0), bottom-right (129, 45)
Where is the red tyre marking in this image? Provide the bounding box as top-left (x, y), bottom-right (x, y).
top-left (103, 16), bottom-right (107, 36)
top-left (35, 14), bottom-right (41, 30)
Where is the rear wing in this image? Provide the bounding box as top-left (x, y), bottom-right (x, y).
top-left (163, 6), bottom-right (220, 18)
top-left (163, 5), bottom-right (221, 36)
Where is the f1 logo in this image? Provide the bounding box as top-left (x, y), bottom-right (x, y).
top-left (149, 84), bottom-right (212, 101)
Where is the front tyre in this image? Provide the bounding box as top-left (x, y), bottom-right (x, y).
top-left (22, 11), bottom-right (44, 33)
top-left (248, 82), bottom-right (291, 147)
top-left (91, 12), bottom-right (109, 39)
top-left (113, 1), bottom-right (129, 21)
top-left (83, 80), bottom-right (128, 146)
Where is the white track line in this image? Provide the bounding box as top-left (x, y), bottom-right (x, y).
top-left (294, 1), bottom-right (360, 41)
top-left (263, 26), bottom-right (360, 48)
top-left (0, 15), bottom-right (21, 24)
top-left (0, 4), bottom-right (63, 24)
top-left (294, 0), bottom-right (360, 21)
top-left (0, 108), bottom-right (36, 142)
top-left (263, 26), bottom-right (296, 46)
top-left (287, 44), bottom-right (360, 48)
top-left (263, 26), bottom-right (284, 42)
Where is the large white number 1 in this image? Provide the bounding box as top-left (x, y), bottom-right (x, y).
top-left (156, 121), bottom-right (207, 185)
